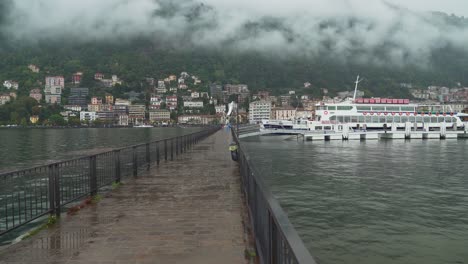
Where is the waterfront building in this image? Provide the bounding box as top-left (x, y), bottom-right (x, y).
top-left (69, 88), bottom-right (89, 107)
top-left (91, 97), bottom-right (103, 105)
top-left (94, 73), bottom-right (104, 80)
top-left (166, 96), bottom-right (178, 111)
top-left (150, 95), bottom-right (162, 110)
top-left (28, 64), bottom-right (40, 73)
top-left (30, 115), bottom-right (39, 124)
top-left (0, 94), bottom-right (11, 105)
top-left (156, 87), bottom-right (167, 94)
top-left (105, 95), bottom-right (114, 105)
top-left (191, 92), bottom-right (200, 98)
top-left (29, 89), bottom-right (42, 102)
top-left (45, 76), bottom-right (64, 104)
top-left (113, 105), bottom-right (128, 115)
top-left (272, 107), bottom-right (297, 120)
top-left (117, 114), bottom-right (128, 126)
top-left (115, 98), bottom-right (131, 106)
top-left (149, 109), bottom-right (171, 123)
top-left (210, 84), bottom-right (223, 99)
top-left (183, 101), bottom-right (204, 108)
top-left (178, 115), bottom-right (217, 125)
top-left (3, 80), bottom-right (19, 90)
top-left (72, 72), bottom-right (83, 85)
top-left (64, 105), bottom-right (82, 112)
top-left (88, 104), bottom-right (102, 112)
top-left (249, 100), bottom-right (272, 124)
top-left (97, 111), bottom-right (117, 124)
top-left (128, 104), bottom-right (146, 125)
top-left (215, 105), bottom-right (226, 114)
top-left (80, 111), bottom-right (97, 122)
top-left (45, 76), bottom-right (64, 88)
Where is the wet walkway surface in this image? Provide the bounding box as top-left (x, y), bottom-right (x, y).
top-left (0, 130), bottom-right (247, 264)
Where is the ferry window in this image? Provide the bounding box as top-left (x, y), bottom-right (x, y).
top-left (386, 116), bottom-right (393, 123)
top-left (358, 116), bottom-right (364, 122)
top-left (452, 117), bottom-right (457, 123)
top-left (328, 106), bottom-right (336, 111)
top-left (337, 106), bottom-right (353, 110)
top-left (438, 117), bottom-right (444, 122)
top-left (351, 116), bottom-right (358, 122)
top-left (324, 126), bottom-right (331, 130)
top-left (401, 106), bottom-right (415, 111)
top-left (357, 106), bottom-right (371, 111)
top-left (372, 106), bottom-right (385, 111)
top-left (386, 106), bottom-right (400, 111)
top-left (379, 116), bottom-right (386, 123)
top-left (344, 116), bottom-right (351, 122)
top-left (445, 117), bottom-right (451, 122)
top-left (317, 106), bottom-right (326, 110)
top-left (401, 116), bottom-right (408, 123)
top-left (337, 116), bottom-right (343, 122)
top-left (409, 116), bottom-right (415, 122)
top-left (423, 117), bottom-right (430, 123)
top-left (430, 117), bottom-right (437, 123)
top-left (394, 116), bottom-right (401, 123)
top-left (316, 126), bottom-right (323, 130)
top-left (416, 116), bottom-right (423, 122)
top-left (330, 116), bottom-right (336, 121)
top-left (372, 116), bottom-right (379, 123)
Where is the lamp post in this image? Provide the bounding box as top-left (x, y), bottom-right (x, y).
top-left (237, 94), bottom-right (240, 135)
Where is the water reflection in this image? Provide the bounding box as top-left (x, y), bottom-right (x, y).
top-left (243, 137), bottom-right (468, 264)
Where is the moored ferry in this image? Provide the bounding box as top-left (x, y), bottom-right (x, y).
top-left (312, 98), bottom-right (468, 131)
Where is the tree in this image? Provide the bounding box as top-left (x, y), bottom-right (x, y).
top-left (48, 114), bottom-right (66, 126)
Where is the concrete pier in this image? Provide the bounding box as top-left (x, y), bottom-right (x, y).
top-left (0, 130), bottom-right (247, 264)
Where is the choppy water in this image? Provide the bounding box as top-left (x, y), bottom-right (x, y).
top-left (0, 127), bottom-right (201, 172)
top-left (243, 136), bottom-right (468, 264)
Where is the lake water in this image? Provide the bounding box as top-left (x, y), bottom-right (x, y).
top-left (0, 127), bottom-right (202, 173)
top-left (243, 136), bottom-right (468, 264)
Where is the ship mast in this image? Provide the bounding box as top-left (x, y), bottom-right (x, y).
top-left (353, 75), bottom-right (364, 101)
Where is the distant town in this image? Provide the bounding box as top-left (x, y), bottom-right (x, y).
top-left (1, 64), bottom-right (468, 127)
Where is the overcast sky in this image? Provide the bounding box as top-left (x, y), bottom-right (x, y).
top-left (392, 0), bottom-right (468, 16)
top-left (2, 0), bottom-right (468, 66)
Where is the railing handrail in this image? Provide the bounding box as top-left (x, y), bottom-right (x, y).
top-left (1, 126), bottom-right (220, 237)
top-left (0, 127), bottom-right (212, 177)
top-left (233, 130), bottom-right (317, 264)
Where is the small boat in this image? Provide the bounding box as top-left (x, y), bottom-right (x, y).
top-left (133, 124), bottom-right (153, 128)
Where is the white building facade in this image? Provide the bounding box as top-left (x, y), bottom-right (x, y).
top-left (249, 100), bottom-right (272, 124)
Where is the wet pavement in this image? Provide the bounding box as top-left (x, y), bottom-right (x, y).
top-left (0, 130), bottom-right (247, 264)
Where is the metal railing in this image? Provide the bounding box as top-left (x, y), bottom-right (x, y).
top-left (232, 130), bottom-right (317, 264)
top-left (0, 126), bottom-right (220, 236)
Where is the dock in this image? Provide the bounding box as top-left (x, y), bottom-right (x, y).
top-left (0, 130), bottom-right (248, 264)
top-left (237, 124), bottom-right (468, 141)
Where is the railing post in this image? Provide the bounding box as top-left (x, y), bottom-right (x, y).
top-left (48, 164), bottom-right (61, 217)
top-left (132, 146), bottom-right (138, 177)
top-left (156, 142), bottom-right (160, 166)
top-left (171, 139), bottom-right (174, 161)
top-left (164, 139), bottom-right (168, 161)
top-left (182, 135), bottom-right (186, 153)
top-left (176, 137), bottom-right (179, 156)
top-left (146, 143), bottom-right (150, 171)
top-left (114, 150), bottom-right (121, 183)
top-left (270, 213), bottom-right (278, 264)
top-left (90, 156), bottom-right (97, 196)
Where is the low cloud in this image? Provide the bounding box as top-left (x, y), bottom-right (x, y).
top-left (2, 0), bottom-right (468, 66)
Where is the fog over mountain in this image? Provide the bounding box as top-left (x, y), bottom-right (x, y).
top-left (2, 0), bottom-right (468, 66)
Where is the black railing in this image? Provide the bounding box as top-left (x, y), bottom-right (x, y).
top-left (0, 126), bottom-right (220, 236)
top-left (232, 130), bottom-right (317, 264)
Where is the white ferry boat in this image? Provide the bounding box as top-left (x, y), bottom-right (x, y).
top-left (311, 98), bottom-right (468, 131)
top-left (262, 76), bottom-right (468, 132)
